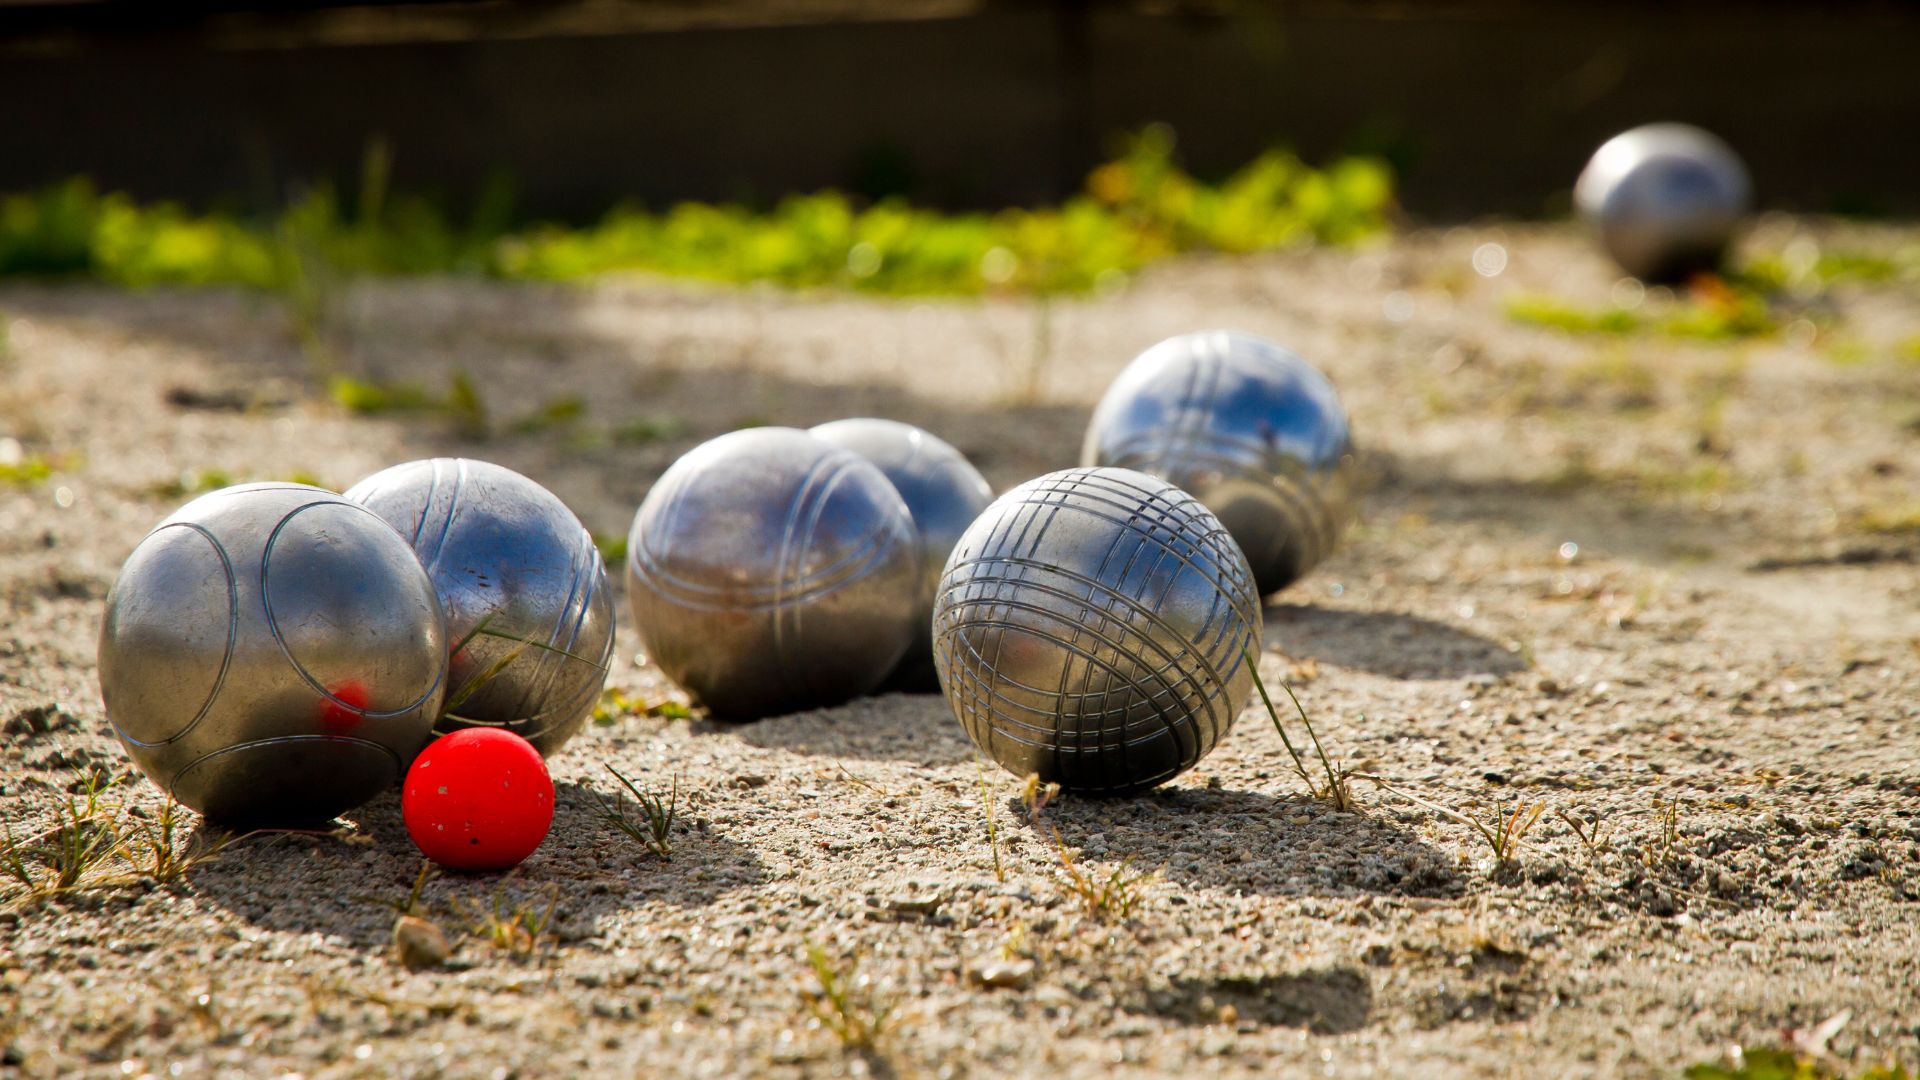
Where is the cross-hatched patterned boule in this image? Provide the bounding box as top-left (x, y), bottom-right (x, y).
top-left (1082, 330), bottom-right (1356, 597)
top-left (809, 418), bottom-right (994, 691)
top-left (344, 459), bottom-right (614, 757)
top-left (97, 483), bottom-right (447, 828)
top-left (933, 467), bottom-right (1262, 793)
top-left (626, 427), bottom-right (921, 720)
top-left (1576, 123), bottom-right (1752, 283)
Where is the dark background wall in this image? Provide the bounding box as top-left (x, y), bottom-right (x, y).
top-left (2, 0), bottom-right (1916, 219)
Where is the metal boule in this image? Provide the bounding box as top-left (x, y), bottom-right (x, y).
top-left (809, 418), bottom-right (994, 692)
top-left (344, 458), bottom-right (615, 757)
top-left (626, 427), bottom-right (921, 720)
top-left (1082, 329), bottom-right (1357, 597)
top-left (1575, 122), bottom-right (1752, 282)
top-left (933, 466), bottom-right (1262, 794)
top-left (97, 483), bottom-right (447, 828)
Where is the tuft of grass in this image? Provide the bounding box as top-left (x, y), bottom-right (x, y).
top-left (613, 417), bottom-right (688, 444)
top-left (1540, 451), bottom-right (1738, 502)
top-left (330, 369), bottom-right (489, 437)
top-left (590, 687), bottom-right (691, 726)
top-left (1647, 797), bottom-right (1684, 867)
top-left (1019, 773), bottom-right (1154, 922)
top-left (1506, 295), bottom-right (1642, 335)
top-left (115, 798), bottom-right (242, 884)
top-left (1557, 808), bottom-right (1616, 858)
top-left (587, 765), bottom-right (677, 860)
top-left (0, 453), bottom-right (56, 489)
top-left (975, 756), bottom-right (1005, 883)
top-left (801, 945), bottom-right (895, 1052)
top-left (1053, 845), bottom-right (1152, 922)
top-left (358, 861), bottom-right (439, 916)
top-left (1245, 647), bottom-right (1359, 812)
top-left (1477, 799), bottom-right (1546, 865)
top-left (511, 395), bottom-right (586, 435)
top-left (464, 885), bottom-right (560, 957)
top-left (1688, 1047), bottom-right (1912, 1080)
top-left (1855, 503), bottom-right (1920, 536)
top-left (591, 533), bottom-right (628, 567)
top-left (1506, 285), bottom-right (1775, 341)
top-left (1, 777), bottom-right (251, 906)
top-left (1, 774), bottom-right (121, 902)
top-left (1364, 781), bottom-right (1545, 869)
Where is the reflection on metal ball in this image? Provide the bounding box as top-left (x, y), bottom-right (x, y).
top-left (97, 483), bottom-right (447, 828)
top-left (933, 467), bottom-right (1262, 794)
top-left (1081, 330), bottom-right (1357, 597)
top-left (809, 418), bottom-right (994, 691)
top-left (1576, 123), bottom-right (1752, 282)
top-left (626, 427), bottom-right (921, 720)
top-left (344, 459), bottom-right (614, 757)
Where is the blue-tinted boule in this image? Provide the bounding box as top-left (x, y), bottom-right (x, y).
top-left (626, 427), bottom-right (921, 720)
top-left (1082, 330), bottom-right (1357, 597)
top-left (1576, 123), bottom-right (1752, 282)
top-left (97, 483), bottom-right (447, 828)
top-left (809, 418), bottom-right (994, 692)
top-left (344, 459), bottom-right (615, 757)
top-left (933, 467), bottom-right (1262, 794)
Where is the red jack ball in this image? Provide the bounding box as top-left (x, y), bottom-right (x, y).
top-left (402, 728), bottom-right (554, 871)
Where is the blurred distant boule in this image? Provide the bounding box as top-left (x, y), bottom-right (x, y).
top-left (1082, 330), bottom-right (1357, 597)
top-left (345, 458), bottom-right (614, 757)
top-left (98, 483), bottom-right (447, 828)
top-left (809, 418), bottom-right (994, 691)
top-left (933, 467), bottom-right (1261, 794)
top-left (1575, 122), bottom-right (1752, 282)
top-left (625, 427), bottom-right (921, 720)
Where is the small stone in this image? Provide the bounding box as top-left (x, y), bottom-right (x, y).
top-left (968, 958), bottom-right (1035, 990)
top-left (6, 704), bottom-right (75, 738)
top-left (392, 915), bottom-right (451, 971)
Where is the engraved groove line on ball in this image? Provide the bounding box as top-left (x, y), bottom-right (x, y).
top-left (937, 572), bottom-right (1236, 735)
top-left (770, 451), bottom-right (861, 686)
top-left (109, 521), bottom-right (241, 749)
top-left (506, 529), bottom-right (609, 739)
top-left (935, 469), bottom-right (1256, 787)
top-left (168, 733), bottom-right (404, 792)
top-left (955, 479), bottom-right (1258, 633)
top-left (259, 501), bottom-right (447, 719)
top-left (936, 555), bottom-right (1244, 746)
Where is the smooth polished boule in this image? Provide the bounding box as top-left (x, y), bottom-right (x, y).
top-left (1082, 330), bottom-right (1356, 597)
top-left (626, 427), bottom-right (921, 719)
top-left (933, 467), bottom-right (1262, 794)
top-left (1575, 123), bottom-right (1752, 282)
top-left (344, 458), bottom-right (614, 757)
top-left (809, 418), bottom-right (994, 691)
top-left (98, 483), bottom-right (447, 828)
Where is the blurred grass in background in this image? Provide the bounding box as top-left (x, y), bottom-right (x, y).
top-left (0, 128), bottom-right (1395, 297)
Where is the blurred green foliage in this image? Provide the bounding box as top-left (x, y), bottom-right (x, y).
top-left (1505, 287), bottom-right (1776, 341)
top-left (1686, 1048), bottom-right (1911, 1080)
top-left (0, 130), bottom-right (1393, 296)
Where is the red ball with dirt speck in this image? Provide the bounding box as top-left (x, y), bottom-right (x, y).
top-left (402, 729), bottom-right (554, 871)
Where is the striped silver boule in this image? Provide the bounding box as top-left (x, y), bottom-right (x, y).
top-left (933, 467), bottom-right (1261, 794)
top-left (809, 418), bottom-right (994, 691)
top-left (1082, 330), bottom-right (1357, 597)
top-left (97, 483), bottom-right (447, 828)
top-left (345, 458), bottom-right (615, 757)
top-left (625, 427), bottom-right (921, 720)
top-left (1576, 123), bottom-right (1752, 282)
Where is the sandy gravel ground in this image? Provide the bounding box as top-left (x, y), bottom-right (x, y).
top-left (0, 220), bottom-right (1917, 1079)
